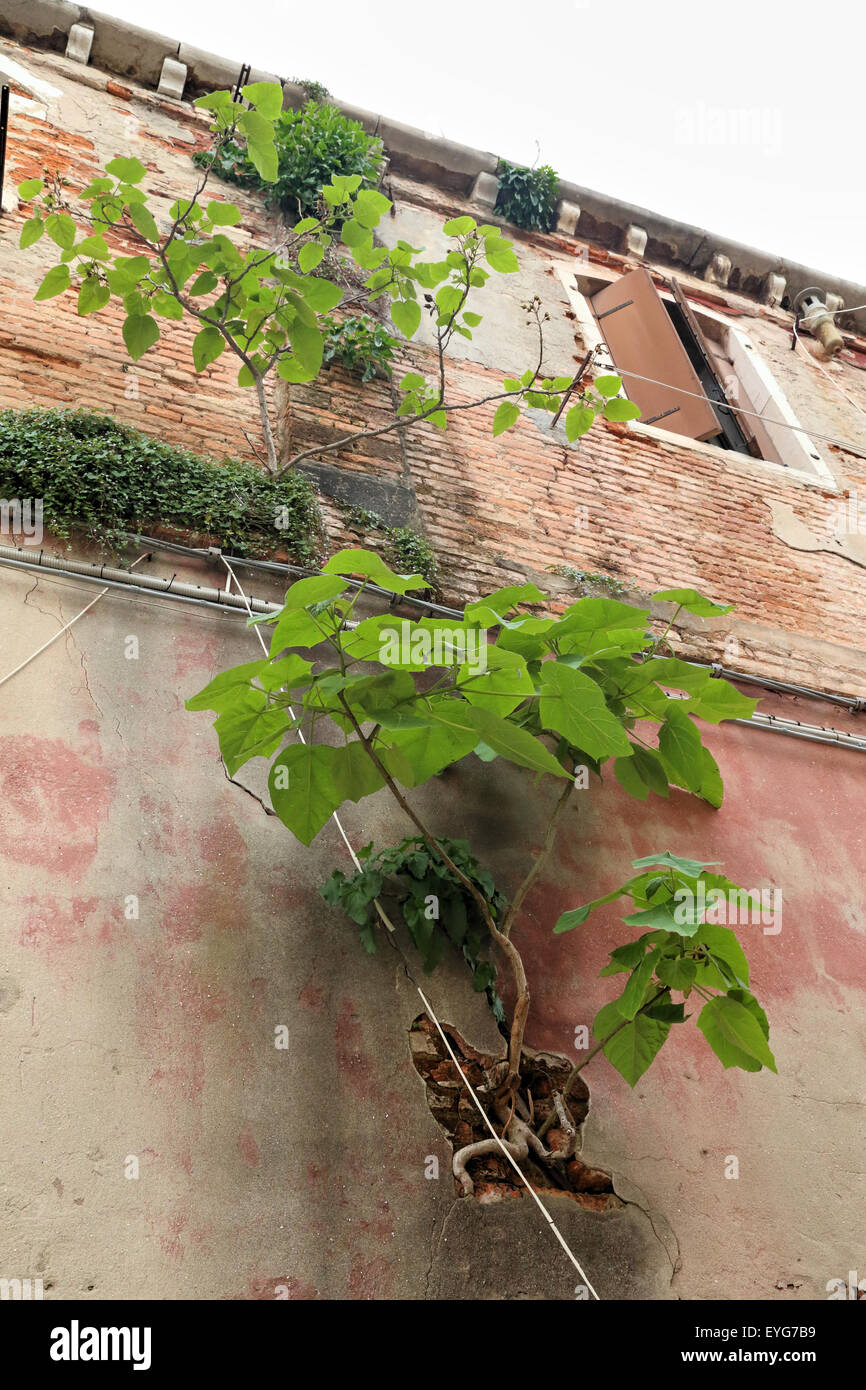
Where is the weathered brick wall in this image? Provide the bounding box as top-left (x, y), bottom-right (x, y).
top-left (0, 43), bottom-right (279, 462)
top-left (2, 39), bottom-right (866, 696)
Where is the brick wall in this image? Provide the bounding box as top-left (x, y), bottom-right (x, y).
top-left (2, 39), bottom-right (866, 695)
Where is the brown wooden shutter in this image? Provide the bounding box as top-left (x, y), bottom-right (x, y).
top-left (590, 268), bottom-right (721, 442)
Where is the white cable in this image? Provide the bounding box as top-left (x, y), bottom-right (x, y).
top-left (0, 554), bottom-right (147, 690)
top-left (223, 555), bottom-right (601, 1297)
top-left (418, 988), bottom-right (601, 1298)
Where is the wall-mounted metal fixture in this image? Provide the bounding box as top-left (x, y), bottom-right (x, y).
top-left (0, 85), bottom-right (9, 217)
top-left (793, 286), bottom-right (845, 355)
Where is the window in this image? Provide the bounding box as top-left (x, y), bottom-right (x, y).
top-left (559, 264), bottom-right (831, 481)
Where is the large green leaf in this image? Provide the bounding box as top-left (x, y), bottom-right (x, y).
top-left (429, 703), bottom-right (568, 778)
top-left (186, 654), bottom-right (312, 712)
top-left (457, 648), bottom-right (531, 716)
top-left (214, 689), bottom-right (289, 775)
top-left (618, 948), bottom-right (661, 1019)
top-left (122, 313), bottom-right (159, 361)
top-left (539, 661), bottom-right (632, 760)
top-left (380, 711), bottom-right (478, 786)
top-left (631, 850), bottom-right (721, 876)
top-left (554, 596), bottom-right (649, 634)
top-left (593, 1002), bottom-right (669, 1086)
top-left (658, 704), bottom-right (704, 791)
top-left (697, 995), bottom-right (776, 1072)
top-left (268, 741), bottom-right (384, 845)
top-left (651, 587), bottom-right (733, 617)
top-left (322, 548), bottom-right (426, 595)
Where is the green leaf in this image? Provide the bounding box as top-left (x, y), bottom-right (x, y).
top-left (694, 922), bottom-right (750, 988)
top-left (554, 596), bottom-right (648, 633)
top-left (34, 264), bottom-right (71, 300)
top-left (565, 404), bottom-right (594, 441)
top-left (238, 111), bottom-right (278, 183)
top-left (241, 81), bottom-right (283, 118)
top-left (152, 290), bottom-right (184, 320)
top-left (614, 754), bottom-right (649, 800)
top-left (631, 850), bottom-right (721, 876)
top-left (192, 326), bottom-right (225, 372)
top-left (465, 583), bottom-right (547, 626)
top-left (20, 217), bottom-right (44, 249)
top-left (428, 703), bottom-right (568, 778)
top-left (595, 1006), bottom-right (669, 1086)
top-left (214, 689), bottom-right (288, 775)
top-left (122, 313), bottom-right (159, 360)
top-left (106, 156), bottom-right (147, 184)
top-left (353, 188), bottom-right (391, 228)
top-left (493, 401), bottom-right (520, 436)
top-left (603, 397), bottom-right (641, 421)
top-left (656, 955), bottom-right (697, 991)
top-left (298, 277), bottom-right (342, 313)
top-left (400, 372), bottom-right (425, 390)
top-left (651, 587), bottom-right (734, 617)
top-left (380, 712), bottom-right (479, 786)
top-left (391, 298), bottom-right (421, 339)
top-left (593, 374), bottom-right (622, 396)
top-left (539, 661), bottom-right (632, 760)
top-left (45, 212), bottom-right (76, 250)
top-left (128, 202), bottom-right (159, 241)
top-left (457, 648), bottom-right (531, 716)
top-left (697, 744), bottom-right (724, 807)
top-left (186, 659), bottom-right (270, 712)
top-left (77, 277), bottom-right (110, 316)
top-left (684, 679), bottom-right (758, 724)
top-left (618, 948), bottom-right (661, 1019)
top-left (322, 548), bottom-right (426, 595)
top-left (658, 704), bottom-right (704, 792)
top-left (443, 215), bottom-right (476, 235)
top-left (206, 200), bottom-right (241, 226)
top-left (298, 241), bottom-right (324, 273)
top-left (282, 574), bottom-right (347, 610)
top-left (485, 237), bottom-right (520, 273)
top-left (18, 177), bottom-right (44, 200)
top-left (697, 996), bottom-right (776, 1073)
top-left (269, 741), bottom-right (384, 845)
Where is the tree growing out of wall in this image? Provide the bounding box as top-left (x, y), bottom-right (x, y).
top-left (20, 83), bottom-right (776, 1191)
top-left (186, 555), bottom-right (776, 1188)
top-left (18, 80), bottom-right (635, 477)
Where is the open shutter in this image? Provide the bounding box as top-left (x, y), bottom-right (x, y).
top-left (668, 279), bottom-right (757, 455)
top-left (591, 269), bottom-right (721, 442)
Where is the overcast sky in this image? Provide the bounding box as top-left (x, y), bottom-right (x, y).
top-left (98, 0), bottom-right (863, 285)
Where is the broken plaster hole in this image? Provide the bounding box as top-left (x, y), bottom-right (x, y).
top-left (409, 1014), bottom-right (622, 1208)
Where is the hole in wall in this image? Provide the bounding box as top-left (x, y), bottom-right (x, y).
top-left (409, 1013), bottom-right (622, 1207)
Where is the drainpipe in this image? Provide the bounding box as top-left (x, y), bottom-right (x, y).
top-left (793, 287), bottom-right (845, 355)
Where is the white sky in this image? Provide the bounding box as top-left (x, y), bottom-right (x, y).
top-left (96, 0), bottom-right (863, 285)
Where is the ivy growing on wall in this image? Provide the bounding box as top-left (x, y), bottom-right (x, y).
top-left (0, 408), bottom-right (322, 559)
top-left (322, 314), bottom-right (398, 381)
top-left (494, 159), bottom-right (559, 233)
top-left (342, 505), bottom-right (436, 582)
top-left (195, 99), bottom-right (383, 221)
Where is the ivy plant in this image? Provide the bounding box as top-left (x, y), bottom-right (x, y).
top-left (0, 406), bottom-right (320, 558)
top-left (195, 98), bottom-right (382, 221)
top-left (495, 159), bottom-right (559, 233)
top-left (186, 548), bottom-right (773, 1156)
top-left (321, 313), bottom-right (397, 381)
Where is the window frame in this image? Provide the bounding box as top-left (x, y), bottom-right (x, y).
top-left (556, 263), bottom-right (837, 489)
